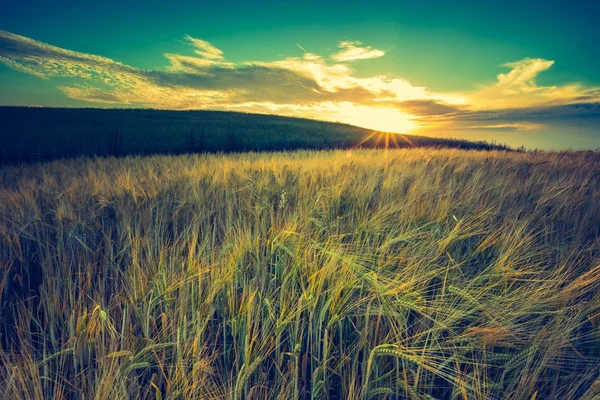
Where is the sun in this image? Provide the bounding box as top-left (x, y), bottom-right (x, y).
top-left (334, 104), bottom-right (417, 134)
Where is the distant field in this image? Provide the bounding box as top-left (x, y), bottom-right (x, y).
top-left (0, 107), bottom-right (511, 165)
top-left (0, 148), bottom-right (598, 399)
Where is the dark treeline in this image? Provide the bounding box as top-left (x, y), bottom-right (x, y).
top-left (0, 107), bottom-right (512, 165)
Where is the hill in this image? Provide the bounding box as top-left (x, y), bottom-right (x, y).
top-left (0, 107), bottom-right (511, 164)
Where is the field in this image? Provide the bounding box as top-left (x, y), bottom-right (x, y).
top-left (1, 148), bottom-right (599, 399)
top-left (0, 107), bottom-right (511, 165)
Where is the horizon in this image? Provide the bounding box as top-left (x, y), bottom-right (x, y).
top-left (1, 1), bottom-right (599, 150)
top-left (0, 105), bottom-right (569, 151)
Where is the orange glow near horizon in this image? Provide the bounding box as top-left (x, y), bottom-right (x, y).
top-left (332, 104), bottom-right (418, 134)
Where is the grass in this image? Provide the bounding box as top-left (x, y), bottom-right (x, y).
top-left (0, 107), bottom-right (512, 165)
top-left (0, 148), bottom-right (598, 399)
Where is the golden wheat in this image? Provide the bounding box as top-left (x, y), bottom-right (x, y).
top-left (0, 148), bottom-right (598, 399)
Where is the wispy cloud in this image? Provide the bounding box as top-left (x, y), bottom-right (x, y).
top-left (296, 43), bottom-right (307, 53)
top-left (0, 29), bottom-right (598, 138)
top-left (471, 58), bottom-right (600, 109)
top-left (184, 35), bottom-right (224, 60)
top-left (330, 41), bottom-right (385, 62)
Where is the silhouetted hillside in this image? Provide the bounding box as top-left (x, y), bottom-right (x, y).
top-left (0, 107), bottom-right (512, 164)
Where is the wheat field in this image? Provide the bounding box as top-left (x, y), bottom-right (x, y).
top-left (0, 148), bottom-right (599, 399)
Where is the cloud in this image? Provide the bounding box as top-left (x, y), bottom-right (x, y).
top-left (471, 58), bottom-right (600, 109)
top-left (296, 43), bottom-right (308, 53)
top-left (403, 58), bottom-right (600, 138)
top-left (415, 103), bottom-right (600, 138)
top-left (461, 103), bottom-right (600, 122)
top-left (184, 35), bottom-right (224, 60)
top-left (0, 29), bottom-right (599, 137)
top-left (0, 30), bottom-right (136, 79)
top-left (330, 41), bottom-right (385, 62)
top-left (58, 85), bottom-right (126, 104)
top-left (391, 99), bottom-right (462, 116)
top-left (497, 58), bottom-right (555, 90)
top-left (464, 124), bottom-right (544, 131)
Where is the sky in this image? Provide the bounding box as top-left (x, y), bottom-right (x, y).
top-left (0, 0), bottom-right (599, 149)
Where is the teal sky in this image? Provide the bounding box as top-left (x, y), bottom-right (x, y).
top-left (1, 0), bottom-right (599, 149)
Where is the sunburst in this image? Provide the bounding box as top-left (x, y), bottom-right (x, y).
top-left (353, 131), bottom-right (416, 151)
